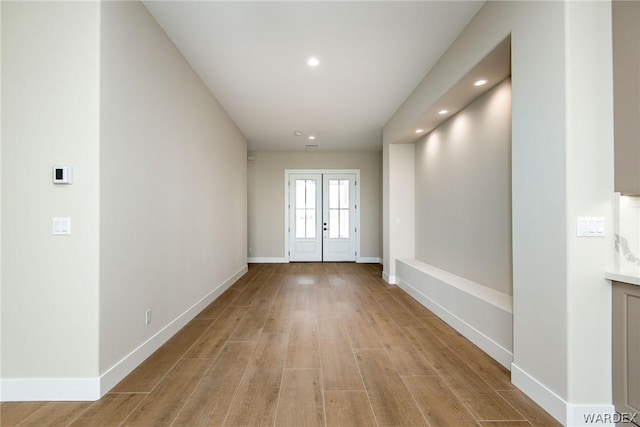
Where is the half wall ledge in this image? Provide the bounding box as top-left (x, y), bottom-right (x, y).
top-left (396, 258), bottom-right (513, 369)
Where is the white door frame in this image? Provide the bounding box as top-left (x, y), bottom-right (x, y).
top-left (285, 169), bottom-right (361, 262)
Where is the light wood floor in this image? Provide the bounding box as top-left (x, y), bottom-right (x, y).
top-left (1, 263), bottom-right (561, 426)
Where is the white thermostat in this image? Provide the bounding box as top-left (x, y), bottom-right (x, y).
top-left (53, 165), bottom-right (73, 184)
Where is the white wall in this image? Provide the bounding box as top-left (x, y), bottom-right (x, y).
top-left (1, 0), bottom-right (101, 384)
top-left (385, 144), bottom-right (415, 284)
top-left (99, 1), bottom-right (247, 375)
top-left (1, 0), bottom-right (248, 400)
top-left (415, 79), bottom-right (512, 295)
top-left (247, 151), bottom-right (381, 261)
top-left (383, 1), bottom-right (614, 423)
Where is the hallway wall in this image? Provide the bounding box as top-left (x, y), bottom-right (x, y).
top-left (1, 0), bottom-right (248, 400)
top-left (1, 1), bottom-right (101, 386)
top-left (247, 151), bottom-right (381, 261)
top-left (100, 1), bottom-right (248, 380)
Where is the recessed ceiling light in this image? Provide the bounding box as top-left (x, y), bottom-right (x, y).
top-left (308, 135), bottom-right (316, 140)
top-left (415, 129), bottom-right (424, 134)
top-left (474, 79), bottom-right (488, 86)
top-left (294, 131), bottom-right (303, 136)
top-left (307, 57), bottom-right (320, 67)
top-left (438, 110), bottom-right (448, 115)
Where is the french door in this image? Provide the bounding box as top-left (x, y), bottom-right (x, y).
top-left (288, 172), bottom-right (358, 262)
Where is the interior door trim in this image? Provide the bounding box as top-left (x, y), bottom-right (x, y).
top-left (285, 169), bottom-right (361, 263)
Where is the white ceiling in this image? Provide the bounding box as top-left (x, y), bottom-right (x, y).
top-left (143, 1), bottom-right (485, 152)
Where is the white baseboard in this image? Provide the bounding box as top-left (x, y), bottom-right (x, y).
top-left (0, 265), bottom-right (248, 402)
top-left (247, 257), bottom-right (381, 264)
top-left (567, 405), bottom-right (618, 427)
top-left (511, 363), bottom-right (566, 424)
top-left (0, 378), bottom-right (101, 402)
top-left (248, 257), bottom-right (288, 263)
top-left (511, 363), bottom-right (616, 426)
top-left (395, 259), bottom-right (513, 369)
top-left (357, 257), bottom-right (381, 264)
top-left (382, 271), bottom-right (397, 284)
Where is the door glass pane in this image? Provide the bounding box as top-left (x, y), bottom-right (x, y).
top-left (329, 209), bottom-right (339, 238)
top-left (296, 180), bottom-right (306, 209)
top-left (295, 179), bottom-right (317, 239)
top-left (296, 209), bottom-right (306, 238)
top-left (339, 180), bottom-right (349, 209)
top-left (307, 180), bottom-right (316, 209)
top-left (339, 209), bottom-right (349, 238)
top-left (306, 209), bottom-right (316, 238)
top-left (327, 178), bottom-right (350, 239)
top-left (329, 180), bottom-right (339, 209)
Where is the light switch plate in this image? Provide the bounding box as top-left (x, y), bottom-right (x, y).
top-left (53, 217), bottom-right (71, 235)
top-left (577, 216), bottom-right (604, 237)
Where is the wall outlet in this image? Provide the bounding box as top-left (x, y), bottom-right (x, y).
top-left (145, 309), bottom-right (152, 325)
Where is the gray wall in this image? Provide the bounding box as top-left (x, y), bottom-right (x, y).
top-left (612, 0), bottom-right (640, 195)
top-left (415, 79), bottom-right (512, 295)
top-left (248, 151), bottom-right (381, 260)
top-left (100, 1), bottom-right (248, 372)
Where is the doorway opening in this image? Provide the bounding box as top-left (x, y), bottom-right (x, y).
top-left (285, 169), bottom-right (360, 262)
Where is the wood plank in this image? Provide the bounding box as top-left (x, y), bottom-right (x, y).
top-left (113, 318), bottom-right (212, 392)
top-left (367, 311), bottom-right (436, 375)
top-left (316, 286), bottom-right (346, 319)
top-left (229, 281), bottom-right (281, 341)
top-left (274, 369), bottom-right (324, 427)
top-left (419, 313), bottom-right (462, 338)
top-left (263, 282), bottom-right (297, 333)
top-left (371, 290), bottom-right (418, 327)
top-left (324, 390), bottom-right (377, 427)
top-left (346, 282), bottom-right (385, 313)
top-left (445, 333), bottom-right (514, 391)
top-left (407, 327), bottom-right (524, 422)
top-left (271, 281), bottom-right (299, 313)
top-left (121, 358), bottom-right (211, 426)
top-left (173, 341), bottom-right (256, 426)
top-left (262, 315), bottom-right (293, 334)
top-left (196, 288), bottom-right (241, 320)
top-left (69, 394), bottom-right (145, 427)
top-left (497, 390), bottom-right (562, 427)
top-left (0, 402), bottom-right (44, 426)
top-left (185, 306), bottom-right (247, 358)
top-left (318, 318), bottom-right (364, 390)
top-left (224, 333), bottom-right (288, 426)
top-left (12, 402), bottom-right (91, 427)
top-left (255, 278), bottom-right (283, 302)
top-left (231, 281), bottom-right (266, 307)
top-left (344, 310), bottom-right (383, 349)
top-left (295, 285), bottom-right (318, 311)
top-left (285, 310), bottom-right (320, 368)
top-left (353, 349), bottom-right (428, 426)
top-left (227, 310), bottom-right (267, 341)
top-left (356, 272), bottom-right (395, 293)
top-left (387, 286), bottom-right (435, 319)
top-left (402, 375), bottom-right (479, 426)
top-left (481, 422), bottom-right (532, 427)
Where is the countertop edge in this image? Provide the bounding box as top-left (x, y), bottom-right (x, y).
top-left (606, 271), bottom-right (640, 286)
